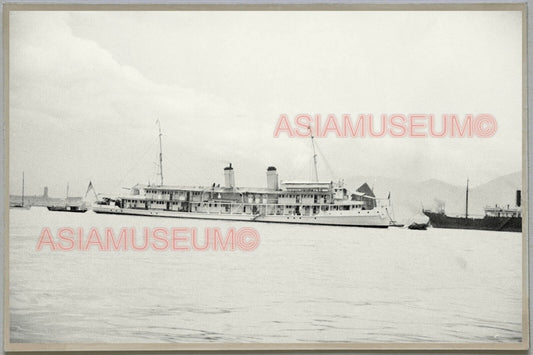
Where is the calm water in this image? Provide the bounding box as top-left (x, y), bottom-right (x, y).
top-left (9, 207), bottom-right (523, 344)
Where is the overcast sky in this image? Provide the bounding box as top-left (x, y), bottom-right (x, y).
top-left (9, 10), bottom-right (522, 197)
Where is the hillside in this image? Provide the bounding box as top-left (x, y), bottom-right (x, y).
top-left (345, 172), bottom-right (522, 222)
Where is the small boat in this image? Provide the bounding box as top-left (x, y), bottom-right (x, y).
top-left (47, 183), bottom-right (88, 213)
top-left (408, 222), bottom-right (428, 230)
top-left (407, 213), bottom-right (430, 230)
top-left (10, 172), bottom-right (31, 209)
top-left (47, 205), bottom-right (88, 213)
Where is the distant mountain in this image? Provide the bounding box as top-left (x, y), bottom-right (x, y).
top-left (345, 172), bottom-right (521, 223)
top-left (468, 171), bottom-right (522, 214)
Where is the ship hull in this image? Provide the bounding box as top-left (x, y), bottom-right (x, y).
top-left (47, 206), bottom-right (88, 213)
top-left (92, 206), bottom-right (389, 228)
top-left (423, 211), bottom-right (522, 233)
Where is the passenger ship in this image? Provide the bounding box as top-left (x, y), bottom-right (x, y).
top-left (92, 124), bottom-right (390, 228)
top-left (93, 164), bottom-right (389, 227)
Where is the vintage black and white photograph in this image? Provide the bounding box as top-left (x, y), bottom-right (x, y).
top-left (5, 4), bottom-right (527, 351)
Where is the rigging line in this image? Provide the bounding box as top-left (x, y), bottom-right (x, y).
top-left (164, 151), bottom-right (222, 185)
top-left (114, 139), bottom-right (159, 190)
top-left (315, 142), bottom-right (337, 181)
top-left (384, 206), bottom-right (393, 221)
top-left (309, 155), bottom-right (316, 182)
top-left (289, 156), bottom-right (311, 181)
top-left (169, 164), bottom-right (213, 186)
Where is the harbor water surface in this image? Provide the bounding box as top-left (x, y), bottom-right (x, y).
top-left (9, 207), bottom-right (522, 343)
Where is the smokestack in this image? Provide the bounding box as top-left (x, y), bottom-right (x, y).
top-left (43, 186), bottom-right (48, 198)
top-left (266, 166), bottom-right (278, 190)
top-left (224, 163), bottom-right (235, 189)
top-left (516, 190), bottom-right (521, 207)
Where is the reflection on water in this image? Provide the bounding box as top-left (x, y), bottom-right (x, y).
top-left (9, 208), bottom-right (522, 343)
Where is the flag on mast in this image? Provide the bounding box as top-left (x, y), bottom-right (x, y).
top-left (85, 181), bottom-right (94, 197)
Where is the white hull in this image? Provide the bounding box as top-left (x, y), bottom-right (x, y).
top-left (92, 206), bottom-right (389, 228)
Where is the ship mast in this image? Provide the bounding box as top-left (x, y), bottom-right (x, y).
top-left (21, 172), bottom-right (24, 207)
top-left (156, 119), bottom-right (164, 186)
top-left (465, 178), bottom-right (469, 219)
top-left (66, 183), bottom-right (69, 207)
top-left (308, 126), bottom-right (319, 182)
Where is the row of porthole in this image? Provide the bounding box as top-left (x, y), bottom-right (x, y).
top-left (120, 208), bottom-right (379, 217)
top-left (283, 211), bottom-right (378, 217)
